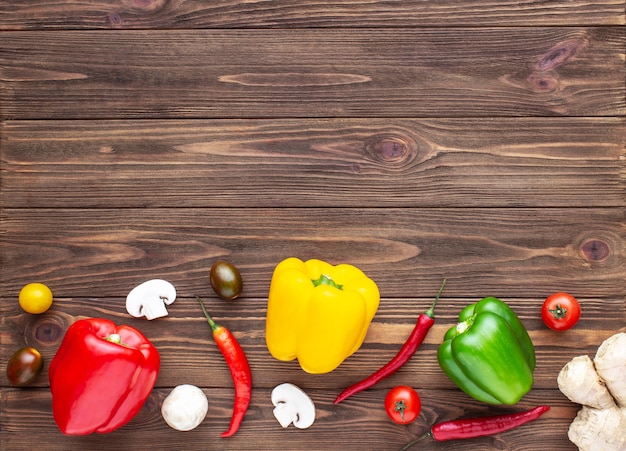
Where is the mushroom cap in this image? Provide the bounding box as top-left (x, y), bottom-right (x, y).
top-left (126, 279), bottom-right (176, 320)
top-left (271, 383), bottom-right (316, 429)
top-left (161, 384), bottom-right (208, 431)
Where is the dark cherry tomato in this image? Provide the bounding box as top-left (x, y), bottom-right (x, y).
top-left (542, 292), bottom-right (581, 331)
top-left (384, 385), bottom-right (421, 425)
top-left (7, 346), bottom-right (44, 387)
top-left (210, 260), bottom-right (243, 300)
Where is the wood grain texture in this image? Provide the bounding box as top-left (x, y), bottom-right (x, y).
top-left (1, 118), bottom-right (623, 208)
top-left (1, 1), bottom-right (625, 450)
top-left (0, 0), bottom-right (623, 29)
top-left (1, 28), bottom-right (624, 119)
top-left (1, 208), bottom-right (623, 299)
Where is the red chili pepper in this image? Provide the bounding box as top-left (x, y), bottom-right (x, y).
top-left (399, 405), bottom-right (550, 450)
top-left (198, 297), bottom-right (252, 438)
top-left (334, 279), bottom-right (446, 404)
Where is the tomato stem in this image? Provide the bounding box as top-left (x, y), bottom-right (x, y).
top-left (395, 400), bottom-right (407, 422)
top-left (549, 303), bottom-right (567, 319)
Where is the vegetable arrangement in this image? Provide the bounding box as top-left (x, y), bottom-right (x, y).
top-left (9, 262), bottom-right (604, 449)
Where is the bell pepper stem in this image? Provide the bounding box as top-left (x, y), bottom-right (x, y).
top-left (311, 273), bottom-right (343, 290)
top-left (424, 278), bottom-right (446, 319)
top-left (196, 296), bottom-right (218, 332)
top-left (103, 333), bottom-right (122, 344)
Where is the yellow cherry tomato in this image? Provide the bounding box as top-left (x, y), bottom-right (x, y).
top-left (19, 283), bottom-right (53, 314)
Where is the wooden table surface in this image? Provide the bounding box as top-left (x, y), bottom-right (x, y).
top-left (1, 2), bottom-right (624, 450)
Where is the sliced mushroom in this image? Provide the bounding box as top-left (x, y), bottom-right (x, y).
top-left (271, 383), bottom-right (316, 429)
top-left (161, 384), bottom-right (208, 431)
top-left (126, 279), bottom-right (176, 320)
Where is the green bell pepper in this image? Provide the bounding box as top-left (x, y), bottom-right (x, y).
top-left (437, 297), bottom-right (535, 405)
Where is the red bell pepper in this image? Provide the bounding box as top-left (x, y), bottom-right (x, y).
top-left (48, 318), bottom-right (160, 435)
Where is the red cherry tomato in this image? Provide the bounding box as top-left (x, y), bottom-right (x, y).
top-left (542, 292), bottom-right (581, 331)
top-left (384, 386), bottom-right (421, 425)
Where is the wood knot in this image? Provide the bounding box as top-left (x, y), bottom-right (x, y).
top-left (580, 239), bottom-right (610, 263)
top-left (107, 12), bottom-right (123, 27)
top-left (28, 317), bottom-right (65, 346)
top-left (519, 36), bottom-right (587, 99)
top-left (380, 139), bottom-right (407, 161)
top-left (526, 72), bottom-right (559, 93)
top-left (535, 38), bottom-right (588, 72)
top-left (142, 393), bottom-right (161, 412)
top-left (365, 134), bottom-right (418, 165)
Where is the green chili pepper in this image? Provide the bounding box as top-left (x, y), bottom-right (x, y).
top-left (437, 297), bottom-right (535, 405)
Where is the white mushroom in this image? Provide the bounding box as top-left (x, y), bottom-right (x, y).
top-left (126, 279), bottom-right (176, 320)
top-left (271, 383), bottom-right (316, 429)
top-left (161, 384), bottom-right (208, 431)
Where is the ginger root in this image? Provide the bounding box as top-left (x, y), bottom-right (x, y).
top-left (557, 332), bottom-right (626, 451)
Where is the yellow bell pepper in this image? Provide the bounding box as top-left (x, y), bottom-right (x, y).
top-left (265, 257), bottom-right (380, 374)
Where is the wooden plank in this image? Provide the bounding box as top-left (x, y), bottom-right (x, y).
top-left (1, 118), bottom-right (623, 208)
top-left (0, 0), bottom-right (623, 29)
top-left (1, 28), bottom-right (624, 119)
top-left (1, 208), bottom-right (623, 299)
